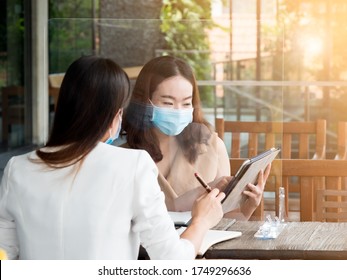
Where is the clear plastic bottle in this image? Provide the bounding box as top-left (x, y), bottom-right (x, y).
top-left (278, 187), bottom-right (286, 223)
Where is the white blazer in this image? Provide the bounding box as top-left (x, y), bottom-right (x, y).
top-left (0, 142), bottom-right (194, 260)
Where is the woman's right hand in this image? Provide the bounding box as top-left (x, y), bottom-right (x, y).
top-left (190, 188), bottom-right (226, 230)
top-left (180, 188), bottom-right (225, 255)
top-left (171, 177), bottom-right (230, 212)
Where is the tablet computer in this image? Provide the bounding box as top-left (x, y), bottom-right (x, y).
top-left (222, 147), bottom-right (280, 213)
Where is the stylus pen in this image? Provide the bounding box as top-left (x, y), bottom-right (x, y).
top-left (194, 172), bottom-right (212, 193)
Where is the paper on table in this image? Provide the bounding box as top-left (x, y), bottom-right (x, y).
top-left (168, 212), bottom-right (237, 229)
top-left (176, 227), bottom-right (242, 256)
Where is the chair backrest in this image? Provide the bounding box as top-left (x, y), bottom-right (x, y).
top-left (122, 66), bottom-right (143, 79)
top-left (49, 73), bottom-right (65, 110)
top-left (334, 121), bottom-right (347, 160)
top-left (220, 119), bottom-right (327, 219)
top-left (316, 189), bottom-right (347, 222)
top-left (280, 159), bottom-right (347, 221)
top-left (230, 159), bottom-right (347, 221)
top-left (48, 73), bottom-right (65, 88)
top-left (216, 118), bottom-right (326, 160)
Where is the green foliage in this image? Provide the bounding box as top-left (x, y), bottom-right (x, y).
top-left (49, 0), bottom-right (94, 73)
top-left (160, 0), bottom-right (215, 107)
top-left (6, 1), bottom-right (25, 85)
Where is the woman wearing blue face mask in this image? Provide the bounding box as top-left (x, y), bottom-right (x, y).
top-left (0, 55), bottom-right (225, 259)
top-left (123, 55), bottom-right (271, 220)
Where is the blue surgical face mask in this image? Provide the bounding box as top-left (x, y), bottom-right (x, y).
top-left (105, 118), bottom-right (122, 145)
top-left (150, 101), bottom-right (193, 136)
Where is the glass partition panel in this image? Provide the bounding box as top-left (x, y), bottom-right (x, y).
top-left (48, 18), bottom-right (285, 154)
top-left (48, 17), bottom-right (285, 219)
top-left (48, 14), bottom-right (347, 222)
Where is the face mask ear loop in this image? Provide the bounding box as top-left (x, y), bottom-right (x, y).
top-left (148, 99), bottom-right (155, 107)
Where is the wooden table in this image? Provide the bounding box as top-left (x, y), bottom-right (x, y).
top-left (204, 220), bottom-right (347, 259)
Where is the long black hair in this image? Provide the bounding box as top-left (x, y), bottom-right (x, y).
top-left (36, 55), bottom-right (130, 167)
top-left (123, 55), bottom-right (212, 163)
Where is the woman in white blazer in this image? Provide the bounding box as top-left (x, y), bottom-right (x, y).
top-left (0, 56), bottom-right (225, 260)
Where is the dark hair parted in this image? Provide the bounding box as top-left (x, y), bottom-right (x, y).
top-left (36, 55), bottom-right (130, 167)
top-left (123, 55), bottom-right (212, 163)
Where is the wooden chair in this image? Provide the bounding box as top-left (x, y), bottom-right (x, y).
top-left (316, 190), bottom-right (347, 222)
top-left (123, 66), bottom-right (143, 79)
top-left (48, 73), bottom-right (64, 110)
top-left (216, 118), bottom-right (326, 160)
top-left (333, 121), bottom-right (347, 195)
top-left (230, 159), bottom-right (347, 221)
top-left (279, 159), bottom-right (347, 221)
top-left (218, 118), bottom-right (326, 219)
top-left (334, 121), bottom-right (347, 160)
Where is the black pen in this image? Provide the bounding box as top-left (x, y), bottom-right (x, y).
top-left (194, 172), bottom-right (212, 193)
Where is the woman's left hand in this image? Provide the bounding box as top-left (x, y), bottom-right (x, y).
top-left (240, 163), bottom-right (271, 219)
